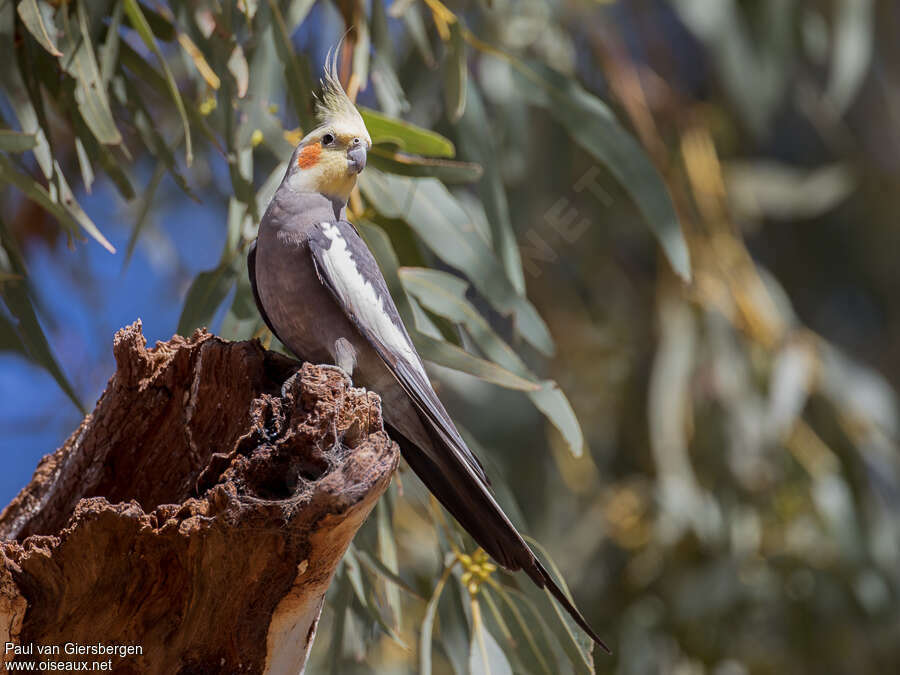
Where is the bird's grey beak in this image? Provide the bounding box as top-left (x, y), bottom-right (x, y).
top-left (348, 144), bottom-right (367, 174)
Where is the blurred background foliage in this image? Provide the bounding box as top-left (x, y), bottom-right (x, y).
top-left (1, 0), bottom-right (900, 673)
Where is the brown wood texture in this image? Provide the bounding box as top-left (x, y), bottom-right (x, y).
top-left (0, 321), bottom-right (398, 674)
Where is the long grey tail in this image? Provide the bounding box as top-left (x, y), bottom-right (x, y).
top-left (388, 422), bottom-right (610, 653)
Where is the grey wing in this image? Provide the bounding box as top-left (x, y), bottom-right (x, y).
top-left (307, 220), bottom-right (610, 650)
top-left (307, 220), bottom-right (489, 486)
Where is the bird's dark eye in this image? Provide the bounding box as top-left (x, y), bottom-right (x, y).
top-left (322, 133), bottom-right (335, 146)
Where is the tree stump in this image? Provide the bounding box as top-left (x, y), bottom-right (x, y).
top-left (0, 321), bottom-right (398, 674)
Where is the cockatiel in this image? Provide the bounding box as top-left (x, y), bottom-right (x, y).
top-left (249, 57), bottom-right (608, 652)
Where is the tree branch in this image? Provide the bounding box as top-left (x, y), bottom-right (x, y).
top-left (0, 321), bottom-right (398, 674)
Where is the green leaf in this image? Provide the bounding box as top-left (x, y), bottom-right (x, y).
top-left (177, 261), bottom-right (238, 336)
top-left (52, 161), bottom-right (116, 254)
top-left (412, 333), bottom-right (540, 391)
top-left (523, 537), bottom-right (595, 674)
top-left (119, 77), bottom-right (193, 199)
top-left (399, 267), bottom-right (531, 377)
top-left (99, 0), bottom-right (123, 86)
top-left (0, 155), bottom-right (115, 253)
top-left (454, 83), bottom-right (525, 293)
top-left (126, 1), bottom-right (176, 42)
top-left (354, 549), bottom-right (423, 599)
top-left (359, 169), bottom-right (553, 355)
top-left (444, 21), bottom-right (467, 122)
top-left (369, 147), bottom-right (483, 183)
top-left (0, 129), bottom-right (37, 152)
top-left (123, 0), bottom-right (193, 165)
top-left (529, 381), bottom-right (585, 457)
top-left (344, 546), bottom-right (408, 648)
top-left (361, 108), bottom-right (455, 158)
top-left (420, 561), bottom-right (454, 675)
top-left (484, 582), bottom-right (555, 675)
top-left (515, 59), bottom-right (691, 281)
top-left (267, 0), bottom-right (315, 132)
top-left (73, 137), bottom-right (94, 193)
top-left (397, 1), bottom-right (435, 68)
top-left (327, 570), bottom-right (353, 675)
top-left (351, 0), bottom-right (371, 88)
top-left (59, 1), bottom-right (122, 146)
top-left (469, 598), bottom-right (513, 675)
top-left (17, 0), bottom-right (63, 57)
top-left (401, 267), bottom-right (584, 454)
top-left (122, 161), bottom-right (165, 269)
top-left (376, 500), bottom-right (402, 629)
top-left (0, 219), bottom-right (84, 413)
top-left (0, 1), bottom-right (52, 178)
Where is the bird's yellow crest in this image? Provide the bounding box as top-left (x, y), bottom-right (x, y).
top-left (286, 49), bottom-right (371, 203)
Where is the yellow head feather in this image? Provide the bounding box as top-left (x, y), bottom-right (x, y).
top-left (313, 48), bottom-right (370, 144)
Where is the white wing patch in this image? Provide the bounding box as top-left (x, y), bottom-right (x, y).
top-left (317, 222), bottom-right (424, 374)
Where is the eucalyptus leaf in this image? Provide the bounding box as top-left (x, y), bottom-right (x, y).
top-left (267, 0), bottom-right (315, 132)
top-left (0, 220), bottom-right (84, 413)
top-left (361, 108), bottom-right (455, 158)
top-left (177, 261), bottom-right (238, 336)
top-left (0, 2), bottom-right (53, 178)
top-left (0, 130), bottom-right (37, 152)
top-left (515, 60), bottom-right (691, 281)
top-left (73, 138), bottom-right (94, 194)
top-left (327, 571), bottom-right (352, 675)
top-left (17, 0), bottom-right (63, 57)
top-left (376, 500), bottom-right (402, 629)
top-left (420, 562), bottom-right (454, 675)
top-left (401, 267), bottom-right (584, 454)
top-left (122, 161), bottom-right (166, 269)
top-left (59, 1), bottom-right (122, 146)
top-left (355, 548), bottom-right (423, 598)
top-left (369, 147), bottom-right (482, 183)
top-left (359, 169), bottom-right (554, 355)
top-left (469, 598), bottom-right (513, 675)
top-left (52, 161), bottom-right (116, 254)
top-left (444, 21), bottom-right (467, 122)
top-left (413, 333), bottom-right (540, 391)
top-left (122, 0), bottom-right (192, 165)
top-left (454, 83), bottom-right (525, 293)
top-left (523, 537), bottom-right (596, 674)
top-left (0, 155), bottom-right (114, 253)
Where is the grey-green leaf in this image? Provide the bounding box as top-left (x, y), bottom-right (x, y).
top-left (177, 262), bottom-right (238, 336)
top-left (369, 147), bottom-right (482, 183)
top-left (0, 220), bottom-right (84, 413)
top-left (122, 0), bottom-right (192, 165)
top-left (361, 108), bottom-right (455, 158)
top-left (454, 83), bottom-right (525, 293)
top-left (0, 129), bottom-right (37, 152)
top-left (267, 0), bottom-right (315, 132)
top-left (359, 169), bottom-right (554, 355)
top-left (401, 267), bottom-right (584, 454)
top-left (412, 333), bottom-right (540, 391)
top-left (529, 380), bottom-right (585, 457)
top-left (515, 60), bottom-right (691, 281)
top-left (0, 155), bottom-right (114, 253)
top-left (60, 1), bottom-right (123, 146)
top-left (469, 599), bottom-right (513, 675)
top-left (444, 21), bottom-right (467, 122)
top-left (17, 0), bottom-right (63, 57)
top-left (420, 562), bottom-right (454, 675)
top-left (53, 161), bottom-right (116, 253)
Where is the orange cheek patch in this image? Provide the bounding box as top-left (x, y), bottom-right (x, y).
top-left (297, 142), bottom-right (321, 169)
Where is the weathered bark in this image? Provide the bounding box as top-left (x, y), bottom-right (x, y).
top-left (0, 321), bottom-right (398, 674)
